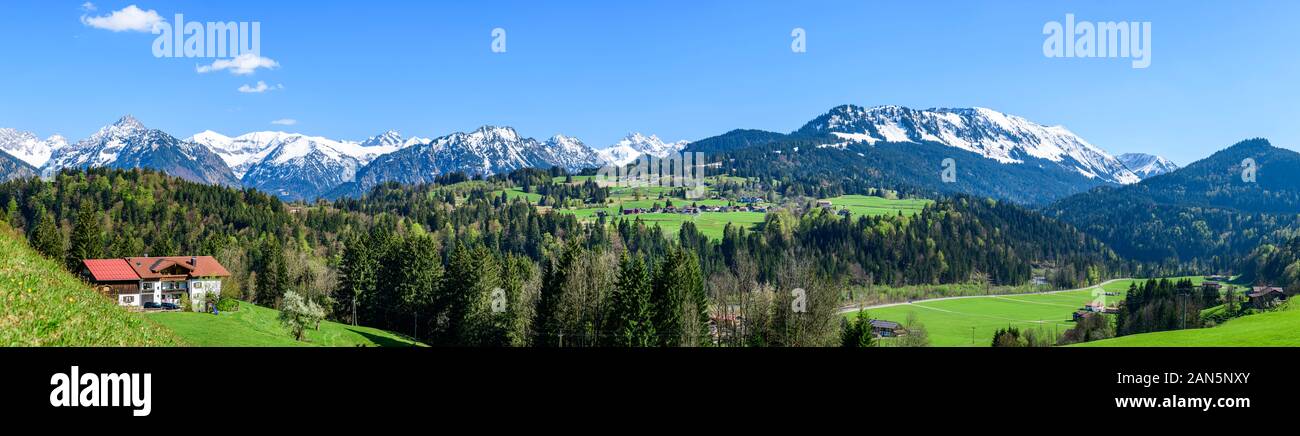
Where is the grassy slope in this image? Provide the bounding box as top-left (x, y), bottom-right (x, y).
top-left (551, 184), bottom-right (927, 240)
top-left (1074, 300), bottom-right (1299, 347)
top-left (824, 195), bottom-right (931, 219)
top-left (146, 302), bottom-right (425, 347)
top-left (848, 278), bottom-right (1202, 347)
top-left (0, 224), bottom-right (183, 346)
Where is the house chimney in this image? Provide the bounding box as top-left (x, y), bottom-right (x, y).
top-left (190, 256), bottom-right (197, 266)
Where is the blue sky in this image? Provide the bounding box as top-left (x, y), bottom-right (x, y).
top-left (1, 1), bottom-right (1298, 165)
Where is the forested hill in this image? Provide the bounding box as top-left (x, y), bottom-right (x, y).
top-left (726, 196), bottom-right (1121, 288)
top-left (1239, 235), bottom-right (1300, 291)
top-left (709, 135), bottom-right (1113, 204)
top-left (1046, 139), bottom-right (1300, 271)
top-left (680, 105), bottom-right (1141, 205)
top-left (0, 168), bottom-right (1121, 346)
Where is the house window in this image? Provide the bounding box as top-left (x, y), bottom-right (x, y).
top-left (120, 295), bottom-right (137, 305)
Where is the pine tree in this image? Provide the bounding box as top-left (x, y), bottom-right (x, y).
top-left (651, 248), bottom-right (707, 346)
top-left (336, 232), bottom-right (377, 325)
top-left (395, 234), bottom-right (442, 341)
top-left (608, 253), bottom-right (656, 346)
top-left (149, 234), bottom-right (177, 257)
top-left (66, 205), bottom-right (104, 270)
top-left (443, 243), bottom-right (502, 345)
top-left (840, 309), bottom-right (875, 347)
top-left (29, 207), bottom-right (63, 261)
top-left (108, 226), bottom-right (145, 258)
top-left (534, 242), bottom-right (581, 347)
top-left (255, 236), bottom-right (289, 307)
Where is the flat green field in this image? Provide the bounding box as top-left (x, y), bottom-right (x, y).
top-left (146, 302), bottom-right (424, 347)
top-left (1074, 300), bottom-right (1299, 347)
top-left (824, 195), bottom-right (931, 218)
top-left (494, 187), bottom-right (542, 203)
top-left (846, 278), bottom-right (1202, 347)
top-left (559, 193), bottom-right (928, 240)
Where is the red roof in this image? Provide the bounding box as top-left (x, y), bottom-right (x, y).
top-left (83, 259), bottom-right (140, 281)
top-left (126, 256), bottom-right (230, 279)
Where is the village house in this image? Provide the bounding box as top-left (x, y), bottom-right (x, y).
top-left (82, 256), bottom-right (230, 311)
top-left (1247, 286), bottom-right (1286, 309)
top-left (869, 319), bottom-right (906, 337)
top-left (1083, 301), bottom-right (1119, 314)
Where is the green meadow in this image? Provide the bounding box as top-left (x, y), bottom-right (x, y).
top-left (847, 278), bottom-right (1204, 347)
top-left (1074, 300), bottom-right (1298, 347)
top-left (0, 224), bottom-right (182, 346)
top-left (546, 180), bottom-right (929, 240)
top-left (823, 195), bottom-right (931, 219)
top-left (146, 302), bottom-right (424, 347)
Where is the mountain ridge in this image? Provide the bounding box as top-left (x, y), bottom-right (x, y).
top-left (43, 116), bottom-right (240, 187)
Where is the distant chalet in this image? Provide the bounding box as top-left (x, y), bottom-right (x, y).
top-left (1247, 286), bottom-right (1287, 309)
top-left (82, 256), bottom-right (230, 310)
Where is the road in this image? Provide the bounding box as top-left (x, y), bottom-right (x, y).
top-left (836, 278), bottom-right (1127, 315)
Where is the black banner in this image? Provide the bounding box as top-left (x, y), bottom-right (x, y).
top-left (0, 347), bottom-right (1292, 423)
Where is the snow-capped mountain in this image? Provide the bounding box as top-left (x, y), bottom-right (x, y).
top-left (0, 128), bottom-right (67, 168)
top-left (349, 126), bottom-right (604, 194)
top-left (240, 135), bottom-right (366, 200)
top-left (796, 105), bottom-right (1140, 185)
top-left (1, 148), bottom-right (37, 182)
top-left (596, 133), bottom-right (689, 166)
top-left (43, 116), bottom-right (239, 186)
top-left (188, 130), bottom-right (415, 200)
top-left (1117, 153), bottom-right (1179, 179)
top-left (537, 134), bottom-right (606, 170)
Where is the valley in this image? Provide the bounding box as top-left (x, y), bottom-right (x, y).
top-left (2, 104), bottom-right (1298, 349)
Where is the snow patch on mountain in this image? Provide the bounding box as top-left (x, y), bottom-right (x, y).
top-left (42, 115), bottom-right (238, 186)
top-left (595, 133), bottom-right (688, 166)
top-left (0, 128), bottom-right (66, 168)
top-left (189, 130), bottom-right (411, 180)
top-left (800, 105), bottom-right (1140, 184)
top-left (1117, 153), bottom-right (1179, 179)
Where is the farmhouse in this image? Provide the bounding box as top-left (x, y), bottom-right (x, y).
top-left (82, 256), bottom-right (229, 310)
top-left (1246, 286), bottom-right (1286, 309)
top-left (869, 319), bottom-right (905, 337)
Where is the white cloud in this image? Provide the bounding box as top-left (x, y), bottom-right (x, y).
top-left (238, 81), bottom-right (283, 93)
top-left (270, 119), bottom-right (297, 126)
top-left (80, 5), bottom-right (163, 32)
top-left (81, 2), bottom-right (97, 12)
top-left (196, 53), bottom-right (279, 75)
